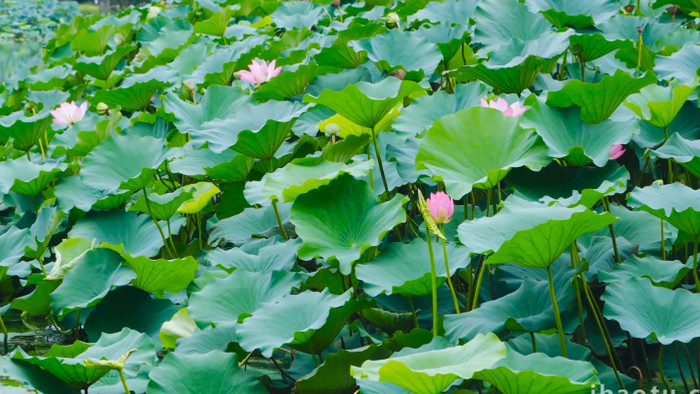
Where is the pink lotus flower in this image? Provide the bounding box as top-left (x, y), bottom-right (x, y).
top-left (480, 97), bottom-right (528, 117)
top-left (236, 60), bottom-right (282, 84)
top-left (609, 144), bottom-right (625, 160)
top-left (50, 101), bottom-right (87, 127)
top-left (426, 191), bottom-right (454, 224)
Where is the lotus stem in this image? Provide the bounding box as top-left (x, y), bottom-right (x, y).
top-left (426, 228), bottom-right (439, 337)
top-left (694, 237), bottom-right (699, 293)
top-left (118, 369), bottom-right (130, 394)
top-left (0, 313), bottom-right (8, 354)
top-left (663, 126), bottom-right (669, 141)
top-left (570, 245), bottom-right (586, 343)
top-left (271, 199), bottom-right (289, 240)
top-left (166, 220), bottom-right (177, 255)
top-left (603, 197), bottom-right (621, 263)
top-left (684, 342), bottom-right (700, 389)
top-left (408, 297), bottom-right (419, 329)
top-left (196, 213), bottom-right (204, 250)
top-left (142, 189), bottom-right (175, 258)
top-left (530, 332), bottom-right (537, 352)
top-left (546, 265), bottom-right (567, 358)
top-left (579, 56), bottom-right (585, 82)
top-left (659, 345), bottom-right (671, 391)
top-left (371, 127), bottom-right (391, 201)
top-left (661, 219), bottom-right (666, 260)
top-left (674, 342), bottom-right (691, 394)
top-left (470, 257), bottom-right (486, 311)
top-left (439, 226), bottom-right (460, 314)
top-left (366, 145), bottom-right (374, 189)
top-left (637, 30), bottom-right (643, 69)
top-left (636, 0), bottom-right (641, 16)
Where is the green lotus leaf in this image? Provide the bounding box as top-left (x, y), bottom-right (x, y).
top-left (351, 30), bottom-right (442, 81)
top-left (444, 278), bottom-right (573, 342)
top-left (121, 254), bottom-right (198, 297)
top-left (625, 83), bottom-right (696, 129)
top-left (168, 143), bottom-right (253, 181)
top-left (72, 45), bottom-right (137, 80)
top-left (173, 323), bottom-right (237, 355)
top-left (628, 183), bottom-right (700, 238)
top-left (89, 79), bottom-right (164, 112)
top-left (68, 211), bottom-right (165, 258)
top-left (253, 63), bottom-right (318, 102)
top-left (54, 176), bottom-right (132, 212)
top-left (569, 33), bottom-right (632, 63)
top-left (546, 70), bottom-right (657, 124)
top-left (11, 275), bottom-right (60, 317)
top-left (46, 238), bottom-right (93, 281)
top-left (654, 43), bottom-right (700, 84)
top-left (303, 77), bottom-right (423, 129)
top-left (350, 333), bottom-right (506, 394)
top-left (146, 350), bottom-right (267, 394)
top-left (0, 226), bottom-right (34, 267)
top-left (50, 111), bottom-right (121, 157)
top-left (315, 42), bottom-right (368, 70)
top-left (598, 255), bottom-right (688, 288)
top-left (188, 269), bottom-right (302, 327)
top-left (355, 238), bottom-right (471, 297)
top-left (653, 133), bottom-right (700, 178)
top-left (411, 22), bottom-right (471, 62)
top-left (521, 99), bottom-right (637, 167)
top-left (652, 0), bottom-right (700, 8)
top-left (84, 286), bottom-right (179, 342)
top-left (455, 55), bottom-right (557, 94)
top-left (0, 157), bottom-right (66, 197)
top-left (244, 157), bottom-right (374, 206)
top-left (0, 110), bottom-right (52, 152)
top-left (318, 106), bottom-right (399, 139)
top-left (209, 203), bottom-right (291, 245)
top-left (49, 248), bottom-right (135, 318)
top-left (80, 134), bottom-right (171, 192)
top-left (205, 237), bottom-right (302, 272)
top-left (0, 354), bottom-right (79, 393)
top-left (416, 107), bottom-right (551, 200)
top-left (136, 17), bottom-right (193, 60)
top-left (290, 174), bottom-right (406, 275)
top-left (70, 24), bottom-right (126, 56)
top-left (408, 0), bottom-right (479, 25)
top-left (11, 328), bottom-right (153, 391)
top-left (602, 277), bottom-right (700, 344)
top-left (176, 182), bottom-right (220, 214)
top-left (129, 40), bottom-right (214, 86)
top-left (231, 119), bottom-right (295, 159)
top-left (506, 162), bottom-right (629, 209)
top-left (526, 0), bottom-right (618, 28)
top-left (474, 0), bottom-right (552, 53)
top-left (271, 1), bottom-right (324, 30)
top-left (237, 289), bottom-right (351, 357)
top-left (193, 6), bottom-right (238, 37)
top-left (474, 348), bottom-right (600, 394)
top-left (129, 189), bottom-right (194, 221)
top-left (322, 134), bottom-right (371, 163)
top-left (159, 308), bottom-right (197, 349)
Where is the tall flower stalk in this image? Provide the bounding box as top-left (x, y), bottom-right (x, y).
top-left (417, 189), bottom-right (444, 336)
top-left (426, 191), bottom-right (460, 314)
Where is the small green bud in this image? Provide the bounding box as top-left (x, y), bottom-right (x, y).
top-left (324, 123), bottom-right (340, 137)
top-left (386, 12), bottom-right (400, 28)
top-left (96, 102), bottom-right (110, 116)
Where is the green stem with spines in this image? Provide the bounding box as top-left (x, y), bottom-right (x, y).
top-left (440, 225), bottom-right (460, 314)
top-left (546, 265), bottom-right (567, 358)
top-left (426, 229), bottom-right (439, 337)
top-left (272, 199), bottom-right (289, 240)
top-left (371, 126), bottom-right (391, 201)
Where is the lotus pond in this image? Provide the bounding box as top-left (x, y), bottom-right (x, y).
top-left (0, 0), bottom-right (699, 393)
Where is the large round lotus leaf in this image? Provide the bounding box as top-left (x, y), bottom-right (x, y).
top-left (176, 182), bottom-right (220, 214)
top-left (290, 174), bottom-right (406, 275)
top-left (0, 157), bottom-right (66, 196)
top-left (68, 211), bottom-right (165, 257)
top-left (350, 30), bottom-right (441, 81)
top-left (271, 1), bottom-right (323, 30)
top-left (54, 176), bottom-right (132, 212)
top-left (187, 269), bottom-right (303, 328)
top-left (474, 0), bottom-right (552, 53)
top-left (408, 0), bottom-right (479, 25)
top-left (653, 133), bottom-right (700, 178)
top-left (209, 203), bottom-right (292, 245)
top-left (253, 63), bottom-right (318, 102)
top-left (484, 208), bottom-right (616, 268)
top-left (393, 82), bottom-right (487, 137)
top-left (73, 45), bottom-right (137, 80)
top-left (136, 17), bottom-right (193, 59)
top-left (416, 107), bottom-right (550, 200)
top-left (0, 110), bottom-right (52, 152)
top-left (146, 350), bottom-right (267, 394)
top-left (80, 134), bottom-right (171, 192)
top-left (121, 254), bottom-right (198, 297)
top-left (474, 348), bottom-right (600, 394)
top-left (244, 157), bottom-right (374, 206)
top-left (193, 7), bottom-right (237, 37)
top-left (237, 289), bottom-right (351, 357)
top-left (506, 162), bottom-right (629, 209)
top-left (231, 119), bottom-right (295, 159)
top-left (598, 255), bottom-right (688, 288)
top-left (624, 83), bottom-right (696, 129)
top-left (49, 248), bottom-right (136, 318)
top-left (521, 99), bottom-right (636, 167)
top-left (205, 237), bottom-right (302, 272)
top-left (654, 43), bottom-right (700, 84)
top-left (455, 56), bottom-right (557, 94)
top-left (546, 70), bottom-right (657, 124)
top-left (602, 277), bottom-right (700, 345)
top-left (569, 34), bottom-right (632, 63)
top-left (351, 333), bottom-right (506, 394)
top-left (159, 308), bottom-right (197, 349)
top-left (128, 188), bottom-right (194, 221)
top-left (303, 77), bottom-right (424, 129)
top-left (90, 79), bottom-right (165, 112)
top-left (628, 182), bottom-right (700, 238)
top-left (173, 323), bottom-right (238, 355)
top-left (444, 278), bottom-right (573, 342)
top-left (0, 226), bottom-right (34, 267)
top-left (355, 238), bottom-right (471, 297)
top-left (458, 196), bottom-right (579, 254)
top-left (525, 0), bottom-right (618, 28)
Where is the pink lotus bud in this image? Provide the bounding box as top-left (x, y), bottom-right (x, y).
top-left (609, 144), bottom-right (625, 160)
top-left (236, 59), bottom-right (282, 85)
top-left (480, 97), bottom-right (528, 117)
top-left (50, 101), bottom-right (87, 127)
top-left (426, 191), bottom-right (454, 224)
